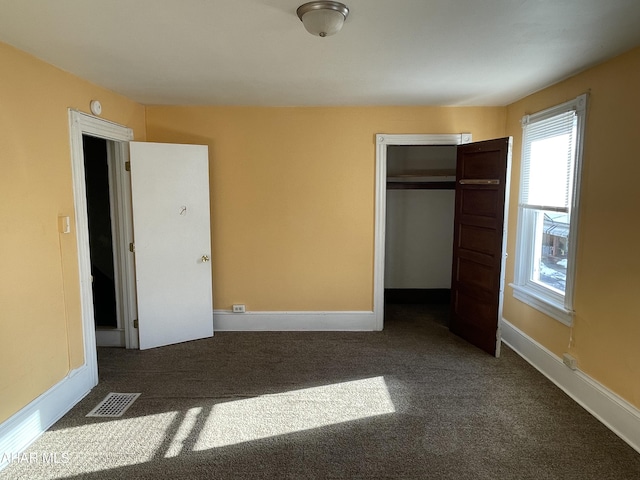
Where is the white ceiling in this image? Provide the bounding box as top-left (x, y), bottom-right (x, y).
top-left (1, 0), bottom-right (640, 106)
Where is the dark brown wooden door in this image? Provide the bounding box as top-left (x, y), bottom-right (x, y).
top-left (450, 138), bottom-right (511, 356)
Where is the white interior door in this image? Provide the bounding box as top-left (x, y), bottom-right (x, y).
top-left (129, 142), bottom-right (213, 350)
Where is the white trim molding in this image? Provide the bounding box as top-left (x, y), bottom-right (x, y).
top-left (501, 318), bottom-right (640, 454)
top-left (374, 133), bottom-right (471, 331)
top-left (0, 366), bottom-right (93, 470)
top-left (213, 310), bottom-right (376, 331)
top-left (510, 284), bottom-right (574, 326)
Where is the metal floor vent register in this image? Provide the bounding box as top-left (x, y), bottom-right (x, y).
top-left (86, 393), bottom-right (141, 418)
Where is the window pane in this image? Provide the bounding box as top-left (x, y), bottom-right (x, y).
top-left (531, 210), bottom-right (568, 293)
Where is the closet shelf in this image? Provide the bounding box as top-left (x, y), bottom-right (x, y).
top-left (387, 169), bottom-right (456, 190)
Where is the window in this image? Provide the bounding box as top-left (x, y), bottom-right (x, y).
top-left (511, 94), bottom-right (587, 326)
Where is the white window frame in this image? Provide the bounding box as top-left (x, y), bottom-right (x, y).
top-left (510, 93), bottom-right (588, 326)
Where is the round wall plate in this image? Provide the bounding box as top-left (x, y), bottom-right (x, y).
top-left (90, 100), bottom-right (102, 116)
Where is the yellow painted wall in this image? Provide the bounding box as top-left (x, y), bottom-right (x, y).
top-left (503, 46), bottom-right (640, 408)
top-left (145, 106), bottom-right (506, 312)
top-left (0, 42), bottom-right (146, 423)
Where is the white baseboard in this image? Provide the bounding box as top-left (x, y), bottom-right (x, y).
top-left (213, 310), bottom-right (377, 331)
top-left (0, 364), bottom-right (95, 470)
top-left (95, 328), bottom-right (125, 347)
top-left (501, 318), bottom-right (640, 454)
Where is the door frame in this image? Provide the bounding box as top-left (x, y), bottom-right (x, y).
top-left (373, 133), bottom-right (472, 330)
top-left (68, 110), bottom-right (137, 383)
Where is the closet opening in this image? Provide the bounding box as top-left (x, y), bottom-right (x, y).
top-left (375, 133), bottom-right (511, 356)
top-left (384, 144), bottom-right (457, 314)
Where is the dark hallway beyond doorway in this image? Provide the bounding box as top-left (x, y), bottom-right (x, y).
top-left (83, 134), bottom-right (117, 328)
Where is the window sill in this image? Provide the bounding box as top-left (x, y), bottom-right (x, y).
top-left (509, 283), bottom-right (574, 327)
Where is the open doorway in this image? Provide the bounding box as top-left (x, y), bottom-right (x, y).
top-left (69, 110), bottom-right (138, 387)
top-left (83, 135), bottom-right (122, 345)
top-left (69, 111), bottom-right (215, 386)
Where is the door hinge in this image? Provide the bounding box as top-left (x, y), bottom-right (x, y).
top-left (133, 319), bottom-right (139, 328)
top-left (129, 242), bottom-right (135, 253)
top-left (125, 161), bottom-right (131, 172)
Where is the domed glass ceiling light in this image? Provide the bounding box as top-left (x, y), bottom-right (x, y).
top-left (297, 1), bottom-right (349, 37)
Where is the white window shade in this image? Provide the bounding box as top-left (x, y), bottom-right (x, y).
top-left (521, 111), bottom-right (577, 212)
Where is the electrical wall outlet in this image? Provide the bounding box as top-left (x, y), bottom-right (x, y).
top-left (232, 304), bottom-right (246, 313)
top-left (563, 353), bottom-right (577, 370)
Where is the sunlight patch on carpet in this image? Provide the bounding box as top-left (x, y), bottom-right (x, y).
top-left (17, 411), bottom-right (180, 476)
top-left (191, 376), bottom-right (395, 450)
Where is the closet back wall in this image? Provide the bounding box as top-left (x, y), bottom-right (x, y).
top-left (385, 146), bottom-right (457, 290)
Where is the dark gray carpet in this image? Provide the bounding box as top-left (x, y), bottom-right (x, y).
top-left (3, 304), bottom-right (639, 479)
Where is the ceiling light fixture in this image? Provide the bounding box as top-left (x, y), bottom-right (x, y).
top-left (296, 1), bottom-right (349, 38)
